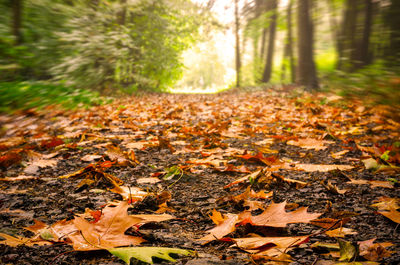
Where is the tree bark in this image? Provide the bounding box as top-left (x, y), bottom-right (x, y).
top-left (11, 0), bottom-right (23, 45)
top-left (384, 0), bottom-right (400, 64)
top-left (357, 0), bottom-right (373, 69)
top-left (234, 0), bottom-right (241, 87)
top-left (287, 0), bottom-right (295, 83)
top-left (261, 0), bottom-right (278, 83)
top-left (117, 0), bottom-right (127, 25)
top-left (296, 0), bottom-right (319, 90)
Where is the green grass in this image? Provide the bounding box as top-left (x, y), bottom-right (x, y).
top-left (0, 81), bottom-right (112, 113)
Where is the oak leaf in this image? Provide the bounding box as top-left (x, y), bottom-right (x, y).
top-left (243, 201), bottom-right (322, 227)
top-left (68, 201), bottom-right (145, 250)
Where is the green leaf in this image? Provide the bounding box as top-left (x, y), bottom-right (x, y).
top-left (108, 246), bottom-right (194, 264)
top-left (362, 158), bottom-right (379, 170)
top-left (338, 239), bottom-right (358, 262)
top-left (40, 229), bottom-right (54, 241)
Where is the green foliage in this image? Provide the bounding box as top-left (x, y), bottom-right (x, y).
top-left (0, 81), bottom-right (110, 113)
top-left (0, 0), bottom-right (75, 80)
top-left (324, 61), bottom-right (400, 107)
top-left (51, 0), bottom-right (198, 92)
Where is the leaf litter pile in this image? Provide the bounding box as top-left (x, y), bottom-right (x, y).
top-left (0, 90), bottom-right (399, 265)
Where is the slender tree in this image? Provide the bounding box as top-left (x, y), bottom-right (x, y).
top-left (281, 0), bottom-right (295, 83)
top-left (261, 0), bottom-right (278, 83)
top-left (384, 0), bottom-right (400, 65)
top-left (117, 0), bottom-right (127, 25)
top-left (11, 0), bottom-right (23, 45)
top-left (296, 0), bottom-right (318, 90)
top-left (234, 0), bottom-right (241, 87)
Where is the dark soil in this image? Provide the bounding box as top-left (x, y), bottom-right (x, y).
top-left (0, 90), bottom-right (399, 265)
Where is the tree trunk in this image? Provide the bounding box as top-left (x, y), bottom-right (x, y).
top-left (117, 0), bottom-right (127, 25)
top-left (11, 0), bottom-right (23, 45)
top-left (287, 0), bottom-right (295, 83)
top-left (261, 0), bottom-right (278, 83)
top-left (234, 0), bottom-right (241, 87)
top-left (326, 0), bottom-right (341, 61)
top-left (296, 0), bottom-right (318, 90)
top-left (356, 0), bottom-right (373, 69)
top-left (338, 0), bottom-right (359, 71)
top-left (384, 0), bottom-right (400, 65)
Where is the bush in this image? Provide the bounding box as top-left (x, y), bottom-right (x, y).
top-left (0, 81), bottom-right (110, 113)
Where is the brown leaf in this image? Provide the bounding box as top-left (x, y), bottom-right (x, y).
top-left (358, 238), bottom-right (393, 261)
top-left (284, 163), bottom-right (354, 172)
top-left (325, 227), bottom-right (357, 238)
top-left (69, 201), bottom-right (145, 250)
top-left (348, 179), bottom-right (394, 189)
top-left (371, 197), bottom-right (400, 211)
top-left (110, 186), bottom-right (148, 201)
top-left (198, 213), bottom-right (239, 243)
top-left (377, 208), bottom-right (400, 224)
top-left (233, 235), bottom-right (309, 251)
top-left (105, 144), bottom-right (136, 166)
top-left (287, 138), bottom-right (334, 150)
top-left (0, 233), bottom-right (51, 247)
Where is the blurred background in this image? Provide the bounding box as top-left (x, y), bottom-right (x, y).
top-left (0, 0), bottom-right (399, 111)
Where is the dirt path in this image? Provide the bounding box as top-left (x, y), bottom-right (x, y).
top-left (0, 90), bottom-right (399, 264)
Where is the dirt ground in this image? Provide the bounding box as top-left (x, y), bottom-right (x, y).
top-left (0, 90), bottom-right (399, 264)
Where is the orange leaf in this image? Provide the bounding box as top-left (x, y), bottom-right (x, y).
top-left (247, 201), bottom-right (322, 227)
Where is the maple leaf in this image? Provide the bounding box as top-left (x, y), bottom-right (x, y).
top-left (68, 201), bottom-right (146, 250)
top-left (241, 201), bottom-right (322, 227)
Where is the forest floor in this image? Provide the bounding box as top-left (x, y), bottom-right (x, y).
top-left (0, 88), bottom-right (399, 265)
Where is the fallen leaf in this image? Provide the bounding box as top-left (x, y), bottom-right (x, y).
top-left (377, 208), bottom-right (400, 224)
top-left (243, 201), bottom-right (322, 227)
top-left (233, 235), bottom-right (309, 251)
top-left (287, 138), bottom-right (334, 150)
top-left (0, 175), bottom-right (38, 181)
top-left (325, 227), bottom-right (357, 238)
top-left (0, 233), bottom-right (51, 247)
top-left (284, 163), bottom-right (354, 172)
top-left (108, 246), bottom-right (194, 264)
top-left (69, 201), bottom-right (145, 250)
top-left (358, 238), bottom-right (393, 261)
top-left (338, 239), bottom-right (358, 262)
top-left (370, 197), bottom-right (400, 211)
top-left (136, 177), bottom-right (161, 184)
top-left (81, 154), bottom-right (102, 162)
top-left (105, 144), bottom-right (137, 166)
top-left (110, 186), bottom-right (148, 201)
top-left (348, 179), bottom-right (394, 189)
top-left (198, 213), bottom-right (238, 243)
top-left (332, 150), bottom-right (350, 159)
